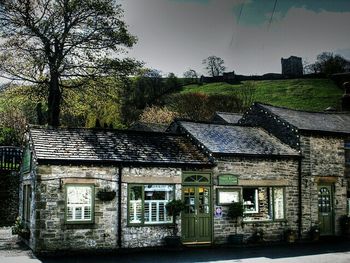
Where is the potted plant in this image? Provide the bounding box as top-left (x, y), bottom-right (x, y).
top-left (97, 186), bottom-right (116, 201)
top-left (164, 199), bottom-right (186, 247)
top-left (284, 228), bottom-right (296, 243)
top-left (310, 223), bottom-right (320, 241)
top-left (12, 216), bottom-right (30, 240)
top-left (339, 215), bottom-right (350, 236)
top-left (227, 201), bottom-right (244, 244)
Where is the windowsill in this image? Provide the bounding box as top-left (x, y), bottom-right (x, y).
top-left (127, 223), bottom-right (174, 227)
top-left (65, 221), bottom-right (94, 225)
top-left (243, 219), bottom-right (287, 224)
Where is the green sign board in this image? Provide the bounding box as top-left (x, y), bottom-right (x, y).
top-left (218, 174), bottom-right (238, 186)
top-left (22, 146), bottom-right (31, 174)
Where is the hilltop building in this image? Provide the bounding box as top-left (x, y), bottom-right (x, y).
top-left (281, 56), bottom-right (303, 77)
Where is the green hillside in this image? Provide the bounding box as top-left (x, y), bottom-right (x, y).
top-left (180, 79), bottom-right (343, 111)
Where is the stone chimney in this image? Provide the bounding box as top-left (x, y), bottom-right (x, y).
top-left (342, 82), bottom-right (350, 111)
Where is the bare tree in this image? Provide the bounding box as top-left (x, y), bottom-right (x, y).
top-left (202, 56), bottom-right (226, 77)
top-left (0, 0), bottom-right (140, 126)
top-left (183, 69), bottom-right (198, 83)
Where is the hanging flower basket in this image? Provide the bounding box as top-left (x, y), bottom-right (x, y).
top-left (97, 190), bottom-right (116, 201)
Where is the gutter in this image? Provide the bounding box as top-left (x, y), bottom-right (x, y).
top-left (117, 165), bottom-right (123, 248)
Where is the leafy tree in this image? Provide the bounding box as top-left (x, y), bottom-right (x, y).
top-left (307, 52), bottom-right (349, 75)
top-left (202, 56), bottom-right (226, 77)
top-left (0, 0), bottom-right (140, 127)
top-left (139, 106), bottom-right (179, 125)
top-left (165, 72), bottom-right (179, 92)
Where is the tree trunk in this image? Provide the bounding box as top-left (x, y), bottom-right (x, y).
top-left (47, 71), bottom-right (61, 127)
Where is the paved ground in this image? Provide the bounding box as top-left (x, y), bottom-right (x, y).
top-left (1, 227), bottom-right (350, 263)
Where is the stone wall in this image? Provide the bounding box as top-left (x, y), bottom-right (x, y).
top-left (121, 167), bottom-right (182, 248)
top-left (300, 135), bottom-right (348, 237)
top-left (28, 165), bottom-right (119, 253)
top-left (0, 171), bottom-right (19, 226)
top-left (212, 157), bottom-right (299, 244)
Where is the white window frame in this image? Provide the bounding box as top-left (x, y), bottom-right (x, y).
top-left (128, 184), bottom-right (174, 225)
top-left (65, 184), bottom-right (94, 224)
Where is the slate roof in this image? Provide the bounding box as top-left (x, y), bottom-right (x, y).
top-left (211, 112), bottom-right (242, 124)
top-left (177, 121), bottom-right (299, 157)
top-left (258, 103), bottom-right (350, 134)
top-left (29, 127), bottom-right (211, 166)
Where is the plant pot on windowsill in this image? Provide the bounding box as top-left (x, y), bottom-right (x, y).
top-left (97, 190), bottom-right (116, 201)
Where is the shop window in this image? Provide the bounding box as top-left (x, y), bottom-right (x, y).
top-left (128, 184), bottom-right (174, 225)
top-left (65, 184), bottom-right (94, 224)
top-left (22, 184), bottom-right (32, 224)
top-left (243, 187), bottom-right (285, 222)
top-left (243, 188), bottom-right (258, 213)
top-left (345, 140), bottom-right (350, 166)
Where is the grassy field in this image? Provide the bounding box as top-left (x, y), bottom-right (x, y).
top-left (180, 79), bottom-right (343, 111)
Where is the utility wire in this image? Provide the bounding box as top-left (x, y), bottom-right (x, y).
top-left (268, 0), bottom-right (278, 31)
top-left (230, 1), bottom-right (245, 47)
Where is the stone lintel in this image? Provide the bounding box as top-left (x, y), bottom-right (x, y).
top-left (238, 179), bottom-right (289, 186)
top-left (122, 176), bottom-right (181, 184)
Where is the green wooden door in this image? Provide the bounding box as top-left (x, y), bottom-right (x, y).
top-left (182, 186), bottom-right (211, 243)
top-left (318, 185), bottom-right (334, 235)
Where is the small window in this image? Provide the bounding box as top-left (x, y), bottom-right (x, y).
top-left (22, 184), bottom-right (32, 224)
top-left (128, 184), bottom-right (174, 225)
top-left (243, 187), bottom-right (285, 222)
top-left (65, 184), bottom-right (94, 224)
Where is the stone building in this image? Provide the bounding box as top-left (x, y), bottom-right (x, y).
top-left (239, 103), bottom-right (350, 237)
top-left (20, 128), bottom-right (211, 252)
top-left (281, 56), bottom-right (303, 77)
top-left (18, 103), bottom-right (350, 253)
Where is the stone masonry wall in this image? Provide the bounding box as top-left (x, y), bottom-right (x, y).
top-left (212, 157), bottom-right (299, 244)
top-left (121, 167), bottom-right (182, 248)
top-left (300, 135), bottom-right (347, 237)
top-left (32, 165), bottom-right (119, 253)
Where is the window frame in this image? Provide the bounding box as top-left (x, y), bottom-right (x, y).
top-left (127, 184), bottom-right (175, 226)
top-left (242, 186), bottom-right (286, 222)
top-left (64, 183), bottom-right (95, 225)
top-left (216, 188), bottom-right (241, 205)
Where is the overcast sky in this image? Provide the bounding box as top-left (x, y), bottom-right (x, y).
top-left (1, 0), bottom-right (350, 85)
top-left (120, 0), bottom-right (350, 76)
